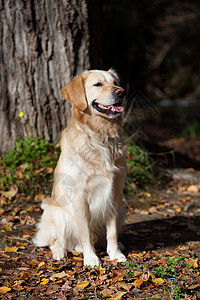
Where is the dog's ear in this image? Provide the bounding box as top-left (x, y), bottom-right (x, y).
top-left (61, 74), bottom-right (88, 111)
top-left (108, 68), bottom-right (119, 80)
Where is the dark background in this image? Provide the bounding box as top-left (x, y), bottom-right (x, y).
top-left (89, 0), bottom-right (200, 102)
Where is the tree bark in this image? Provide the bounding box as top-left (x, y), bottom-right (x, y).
top-left (0, 0), bottom-right (90, 153)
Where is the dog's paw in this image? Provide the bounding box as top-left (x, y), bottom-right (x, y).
top-left (109, 251), bottom-right (126, 263)
top-left (50, 244), bottom-right (66, 260)
top-left (84, 254), bottom-right (100, 267)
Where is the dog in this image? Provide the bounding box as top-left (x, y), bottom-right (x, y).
top-left (33, 69), bottom-right (127, 266)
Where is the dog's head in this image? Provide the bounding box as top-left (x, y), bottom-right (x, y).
top-left (61, 69), bottom-right (125, 119)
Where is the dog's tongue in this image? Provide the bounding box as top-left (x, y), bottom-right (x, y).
top-left (109, 105), bottom-right (124, 112)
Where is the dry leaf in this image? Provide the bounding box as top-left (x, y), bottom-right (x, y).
top-left (46, 167), bottom-right (54, 174)
top-left (109, 291), bottom-right (127, 299)
top-left (0, 286), bottom-right (11, 294)
top-left (40, 278), bottom-right (49, 285)
top-left (133, 279), bottom-right (144, 288)
top-left (100, 287), bottom-right (114, 297)
top-left (0, 209), bottom-right (5, 215)
top-left (2, 224), bottom-right (12, 231)
top-left (4, 246), bottom-right (18, 253)
top-left (116, 282), bottom-right (131, 291)
top-left (112, 270), bottom-right (125, 282)
top-left (98, 265), bottom-right (106, 276)
top-left (37, 193), bottom-right (45, 201)
top-left (72, 256), bottom-right (83, 262)
top-left (149, 206), bottom-right (158, 213)
top-left (47, 266), bottom-right (57, 271)
top-left (12, 280), bottom-right (24, 291)
top-left (12, 256), bottom-right (21, 261)
top-left (185, 258), bottom-right (198, 268)
top-left (188, 283), bottom-right (200, 289)
top-left (51, 271), bottom-right (68, 279)
top-left (140, 192), bottom-right (151, 197)
top-left (34, 270), bottom-right (44, 276)
top-left (2, 190), bottom-right (17, 199)
top-left (38, 261), bottom-right (45, 268)
top-left (153, 278), bottom-right (164, 285)
top-left (76, 281), bottom-right (89, 289)
top-left (187, 185), bottom-right (199, 194)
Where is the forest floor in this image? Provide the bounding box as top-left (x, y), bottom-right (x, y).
top-left (0, 126), bottom-right (200, 299)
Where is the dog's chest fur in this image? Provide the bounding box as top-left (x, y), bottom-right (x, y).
top-left (60, 120), bottom-right (126, 217)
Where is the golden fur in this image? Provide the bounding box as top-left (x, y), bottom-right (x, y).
top-left (33, 69), bottom-right (127, 266)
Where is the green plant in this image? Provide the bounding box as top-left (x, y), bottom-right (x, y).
top-left (182, 120), bottom-right (200, 138)
top-left (0, 136), bottom-right (60, 194)
top-left (152, 265), bottom-right (176, 279)
top-left (125, 142), bottom-right (156, 192)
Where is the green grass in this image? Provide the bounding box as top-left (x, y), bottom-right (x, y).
top-left (0, 136), bottom-right (60, 194)
top-left (125, 142), bottom-right (156, 193)
top-left (182, 120), bottom-right (200, 138)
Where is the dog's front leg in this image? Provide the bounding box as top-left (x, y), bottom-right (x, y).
top-left (106, 215), bottom-right (126, 262)
top-left (74, 200), bottom-right (100, 267)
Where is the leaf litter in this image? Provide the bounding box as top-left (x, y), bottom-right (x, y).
top-left (0, 163), bottom-right (200, 298)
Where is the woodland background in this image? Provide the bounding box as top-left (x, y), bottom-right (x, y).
top-left (0, 1), bottom-right (200, 299)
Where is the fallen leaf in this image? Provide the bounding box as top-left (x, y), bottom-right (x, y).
top-left (98, 265), bottom-right (106, 276)
top-left (40, 278), bottom-right (49, 285)
top-left (109, 291), bottom-right (127, 299)
top-left (112, 270), bottom-right (125, 282)
top-left (16, 241), bottom-right (28, 248)
top-left (34, 270), bottom-right (44, 276)
top-left (75, 281), bottom-right (89, 289)
top-left (72, 256), bottom-right (83, 262)
top-left (140, 192), bottom-right (151, 197)
top-left (185, 258), bottom-right (198, 268)
top-left (27, 259), bottom-right (39, 266)
top-left (0, 286), bottom-right (11, 294)
top-left (4, 246), bottom-right (18, 253)
top-left (133, 279), bottom-right (144, 288)
top-left (100, 287), bottom-right (114, 297)
top-left (12, 256), bottom-right (21, 261)
top-left (188, 283), bottom-right (200, 289)
top-left (51, 271), bottom-right (68, 279)
top-left (47, 266), bottom-right (57, 271)
top-left (61, 282), bottom-right (72, 291)
top-left (46, 167), bottom-right (53, 174)
top-left (153, 278), bottom-right (164, 285)
top-left (37, 193), bottom-right (45, 201)
top-left (22, 230), bottom-right (32, 238)
top-left (149, 206), bottom-right (158, 213)
top-left (26, 207), bottom-right (34, 212)
top-left (12, 280), bottom-right (24, 291)
top-left (0, 209), bottom-right (5, 215)
top-left (2, 224), bottom-right (12, 231)
top-left (187, 185), bottom-right (199, 193)
top-left (38, 261), bottom-right (45, 268)
top-left (116, 282), bottom-right (131, 291)
top-left (2, 190), bottom-right (17, 199)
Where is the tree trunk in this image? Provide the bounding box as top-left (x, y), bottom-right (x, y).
top-left (0, 0), bottom-right (90, 154)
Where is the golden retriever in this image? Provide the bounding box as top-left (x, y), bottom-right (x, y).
top-left (33, 69), bottom-right (127, 266)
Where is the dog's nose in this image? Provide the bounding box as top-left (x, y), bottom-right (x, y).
top-left (113, 88), bottom-right (125, 98)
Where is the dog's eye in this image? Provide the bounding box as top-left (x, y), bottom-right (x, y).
top-left (93, 82), bottom-right (103, 87)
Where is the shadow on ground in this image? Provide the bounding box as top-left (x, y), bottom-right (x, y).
top-left (122, 215), bottom-right (200, 254)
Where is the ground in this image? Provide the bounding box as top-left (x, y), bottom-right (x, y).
top-left (0, 173), bottom-right (200, 299)
top-left (0, 129), bottom-right (200, 299)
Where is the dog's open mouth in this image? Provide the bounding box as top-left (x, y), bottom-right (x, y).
top-left (92, 101), bottom-right (124, 115)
